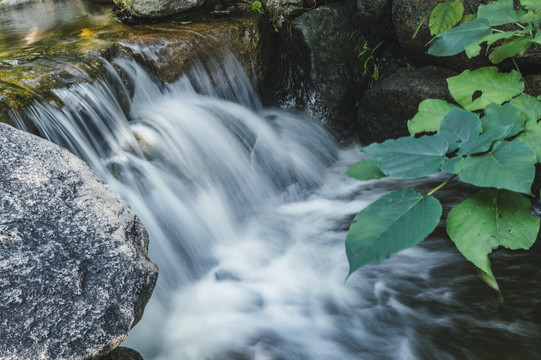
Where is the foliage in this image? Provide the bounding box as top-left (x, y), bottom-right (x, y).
top-left (346, 189), bottom-right (442, 277)
top-left (425, 0), bottom-right (541, 63)
top-left (358, 41), bottom-right (385, 86)
top-left (346, 0), bottom-right (541, 295)
top-left (249, 1), bottom-right (263, 14)
top-left (447, 189), bottom-right (539, 291)
top-left (429, 1), bottom-right (464, 35)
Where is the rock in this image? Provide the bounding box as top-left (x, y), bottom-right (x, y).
top-left (357, 65), bottom-right (456, 144)
top-left (0, 3), bottom-right (130, 124)
top-left (261, 0), bottom-right (305, 19)
top-left (0, 123), bottom-right (158, 359)
top-left (268, 1), bottom-right (368, 136)
top-left (113, 0), bottom-right (204, 18)
top-left (110, 14), bottom-right (271, 86)
top-left (525, 74), bottom-right (541, 97)
top-left (99, 347), bottom-right (144, 360)
top-left (0, 8), bottom-right (270, 124)
top-left (357, 0), bottom-right (394, 38)
top-left (358, 0), bottom-right (390, 20)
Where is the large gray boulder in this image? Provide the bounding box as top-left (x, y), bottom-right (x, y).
top-left (114, 0), bottom-right (204, 18)
top-left (357, 65), bottom-right (456, 144)
top-left (0, 123), bottom-right (158, 359)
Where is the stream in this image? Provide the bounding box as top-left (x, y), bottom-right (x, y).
top-left (4, 1), bottom-right (541, 359)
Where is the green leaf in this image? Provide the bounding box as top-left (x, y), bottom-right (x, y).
top-left (511, 94), bottom-right (541, 162)
top-left (480, 102), bottom-right (526, 137)
top-left (532, 30), bottom-right (541, 45)
top-left (464, 32), bottom-right (516, 58)
top-left (438, 108), bottom-right (482, 151)
top-left (477, 0), bottom-right (527, 26)
top-left (346, 159), bottom-right (386, 181)
top-left (442, 156), bottom-right (462, 174)
top-left (459, 13), bottom-right (477, 24)
top-left (249, 0), bottom-right (263, 13)
top-left (427, 18), bottom-right (492, 56)
top-left (520, 0), bottom-right (541, 11)
top-left (457, 139), bottom-right (536, 194)
top-left (509, 93), bottom-right (541, 122)
top-left (520, 10), bottom-right (541, 23)
top-left (458, 126), bottom-right (511, 155)
top-left (446, 189), bottom-right (539, 289)
top-left (489, 35), bottom-right (533, 64)
top-left (447, 67), bottom-right (524, 111)
top-left (407, 99), bottom-right (458, 135)
top-left (518, 121), bottom-right (541, 162)
top-left (346, 189), bottom-right (442, 276)
top-left (429, 1), bottom-right (465, 35)
top-left (363, 136), bottom-right (449, 178)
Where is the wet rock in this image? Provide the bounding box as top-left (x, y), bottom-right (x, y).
top-left (0, 13), bottom-right (129, 124)
top-left (357, 65), bottom-right (456, 144)
top-left (268, 1), bottom-right (367, 136)
top-left (0, 123), bottom-right (158, 359)
top-left (261, 0), bottom-right (304, 18)
top-left (0, 7), bottom-right (270, 123)
top-left (357, 0), bottom-right (394, 38)
top-left (113, 0), bottom-right (204, 18)
top-left (111, 14), bottom-right (271, 85)
top-left (99, 347), bottom-right (144, 360)
top-left (525, 74), bottom-right (541, 97)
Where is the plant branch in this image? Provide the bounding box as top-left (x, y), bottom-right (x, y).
top-left (427, 174), bottom-right (458, 196)
top-left (511, 57), bottom-right (528, 93)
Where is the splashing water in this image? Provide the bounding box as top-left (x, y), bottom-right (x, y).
top-left (14, 55), bottom-right (541, 360)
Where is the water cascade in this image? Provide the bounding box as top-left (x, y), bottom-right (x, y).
top-left (13, 53), bottom-right (541, 360)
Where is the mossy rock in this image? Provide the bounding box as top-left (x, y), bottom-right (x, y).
top-left (0, 18), bottom-right (130, 126)
top-left (103, 13), bottom-right (271, 84)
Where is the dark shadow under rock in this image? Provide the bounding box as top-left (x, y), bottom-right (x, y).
top-left (99, 347), bottom-right (144, 360)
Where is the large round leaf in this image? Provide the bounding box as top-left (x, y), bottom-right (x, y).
top-left (447, 67), bottom-right (524, 111)
top-left (477, 0), bottom-right (527, 26)
top-left (438, 108), bottom-right (482, 151)
top-left (457, 138), bottom-right (535, 194)
top-left (457, 126), bottom-right (510, 156)
top-left (429, 1), bottom-right (464, 35)
top-left (346, 158), bottom-right (386, 181)
top-left (427, 18), bottom-right (492, 57)
top-left (363, 135), bottom-right (449, 179)
top-left (346, 189), bottom-right (442, 276)
top-left (447, 189), bottom-right (539, 288)
top-left (521, 0), bottom-right (541, 10)
top-left (480, 102), bottom-right (525, 137)
top-left (511, 94), bottom-right (541, 162)
top-left (408, 99), bottom-right (457, 135)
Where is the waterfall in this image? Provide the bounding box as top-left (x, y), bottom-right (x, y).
top-left (13, 55), bottom-right (541, 360)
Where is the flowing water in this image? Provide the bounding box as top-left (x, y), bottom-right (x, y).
top-left (5, 3), bottom-right (541, 358)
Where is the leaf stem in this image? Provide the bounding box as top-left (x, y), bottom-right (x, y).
top-left (511, 57), bottom-right (528, 93)
top-left (427, 174), bottom-right (458, 196)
